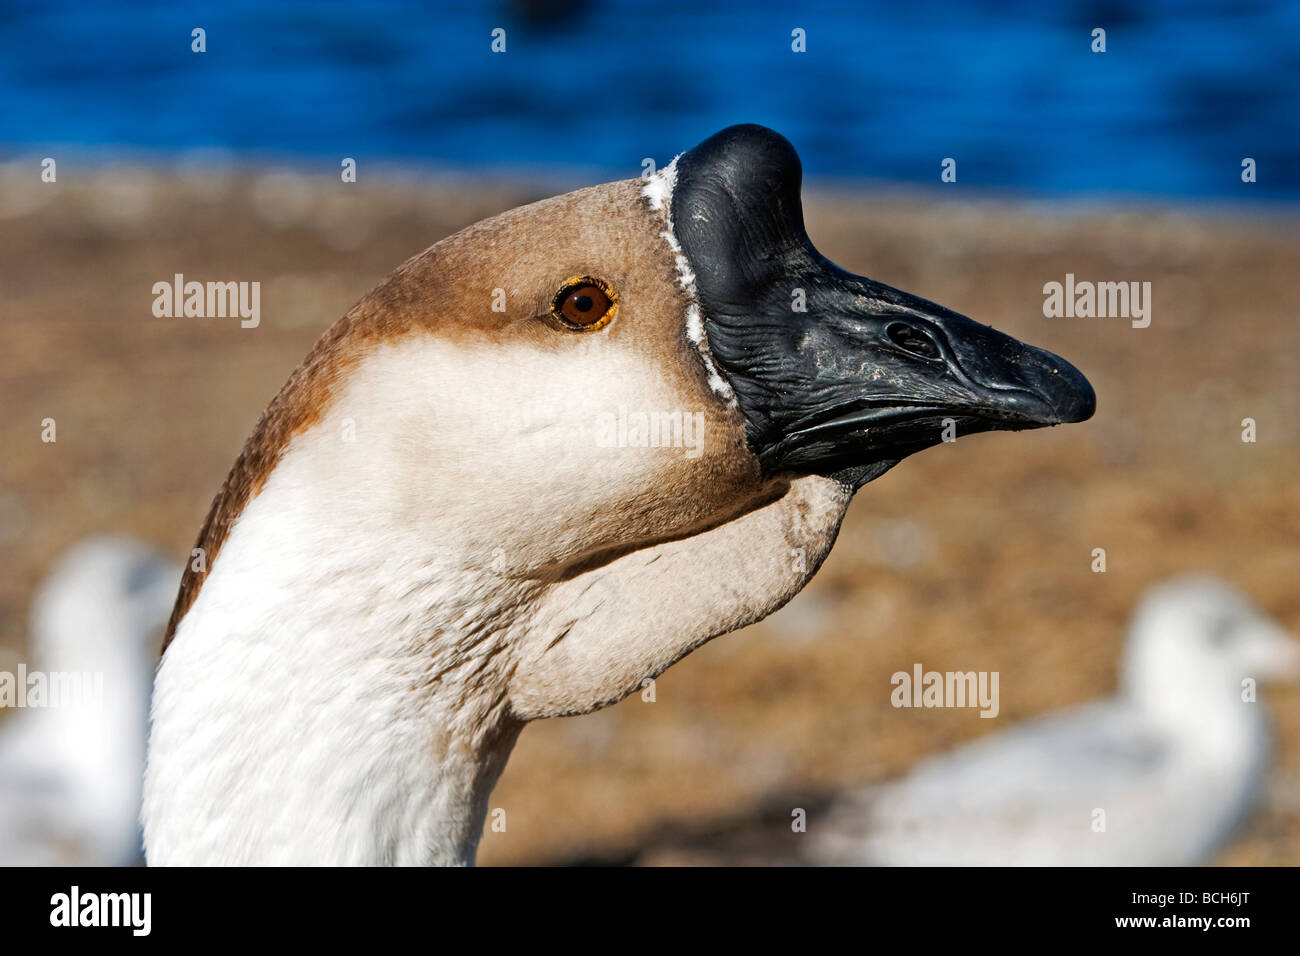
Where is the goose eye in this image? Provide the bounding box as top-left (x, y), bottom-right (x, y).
top-left (553, 277), bottom-right (617, 331)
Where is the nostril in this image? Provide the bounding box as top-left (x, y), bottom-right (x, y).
top-left (886, 322), bottom-right (942, 361)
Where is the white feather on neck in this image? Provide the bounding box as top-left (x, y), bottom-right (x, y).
top-left (643, 157), bottom-right (736, 405)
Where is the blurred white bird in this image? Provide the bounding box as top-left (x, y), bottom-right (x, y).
top-left (811, 577), bottom-right (1300, 866)
top-left (0, 536), bottom-right (178, 866)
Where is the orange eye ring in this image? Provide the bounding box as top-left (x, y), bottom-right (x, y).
top-left (552, 276), bottom-right (618, 331)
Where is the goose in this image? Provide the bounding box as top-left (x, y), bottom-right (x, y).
top-left (143, 124), bottom-right (1095, 865)
top-left (808, 577), bottom-right (1300, 866)
top-left (0, 536), bottom-right (176, 865)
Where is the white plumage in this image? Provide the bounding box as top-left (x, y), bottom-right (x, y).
top-left (811, 577), bottom-right (1300, 866)
top-left (0, 536), bottom-right (177, 865)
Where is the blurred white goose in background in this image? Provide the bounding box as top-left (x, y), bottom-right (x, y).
top-left (810, 577), bottom-right (1300, 866)
top-left (0, 536), bottom-right (177, 865)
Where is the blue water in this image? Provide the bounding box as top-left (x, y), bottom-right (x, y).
top-left (2, 0), bottom-right (1297, 199)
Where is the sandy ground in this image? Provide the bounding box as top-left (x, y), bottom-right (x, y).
top-left (1, 164), bottom-right (1296, 865)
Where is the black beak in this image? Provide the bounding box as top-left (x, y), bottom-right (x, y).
top-left (670, 125), bottom-right (1096, 488)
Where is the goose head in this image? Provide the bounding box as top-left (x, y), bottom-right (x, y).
top-left (31, 536), bottom-right (175, 683)
top-left (145, 125), bottom-right (1094, 865)
top-left (1123, 577), bottom-right (1300, 731)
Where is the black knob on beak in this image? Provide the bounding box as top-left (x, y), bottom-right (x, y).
top-left (669, 124), bottom-right (1096, 486)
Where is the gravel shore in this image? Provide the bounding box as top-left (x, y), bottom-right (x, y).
top-left (2, 166), bottom-right (1296, 865)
